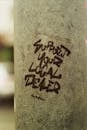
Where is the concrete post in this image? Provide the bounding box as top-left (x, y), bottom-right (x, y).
top-left (15, 0), bottom-right (87, 130)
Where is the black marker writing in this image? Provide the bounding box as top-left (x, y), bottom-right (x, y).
top-left (25, 38), bottom-right (71, 96)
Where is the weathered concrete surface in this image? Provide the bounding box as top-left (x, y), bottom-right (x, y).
top-left (15, 0), bottom-right (87, 130)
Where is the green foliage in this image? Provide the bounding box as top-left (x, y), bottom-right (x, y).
top-left (0, 47), bottom-right (14, 62)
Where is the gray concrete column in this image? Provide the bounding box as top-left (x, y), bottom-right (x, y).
top-left (15, 0), bottom-right (87, 130)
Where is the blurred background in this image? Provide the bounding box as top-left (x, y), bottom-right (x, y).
top-left (0, 0), bottom-right (14, 130)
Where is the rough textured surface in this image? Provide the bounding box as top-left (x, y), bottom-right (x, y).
top-left (15, 0), bottom-right (87, 130)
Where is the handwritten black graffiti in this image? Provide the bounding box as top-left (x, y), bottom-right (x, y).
top-left (25, 74), bottom-right (61, 94)
top-left (29, 62), bottom-right (62, 79)
top-left (31, 94), bottom-right (45, 101)
top-left (34, 39), bottom-right (71, 57)
top-left (25, 39), bottom-right (71, 95)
